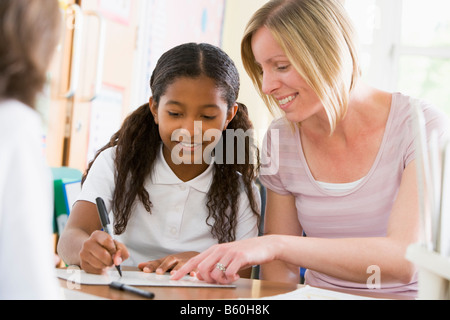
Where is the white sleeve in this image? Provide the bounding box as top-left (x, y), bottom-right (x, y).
top-left (76, 148), bottom-right (116, 211)
top-left (234, 181), bottom-right (261, 241)
top-left (0, 110), bottom-right (61, 299)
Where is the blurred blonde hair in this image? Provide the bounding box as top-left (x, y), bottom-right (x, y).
top-left (0, 0), bottom-right (61, 108)
top-left (241, 0), bottom-right (361, 133)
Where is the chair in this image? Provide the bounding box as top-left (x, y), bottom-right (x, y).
top-left (252, 179), bottom-right (307, 284)
top-left (51, 167), bottom-right (82, 235)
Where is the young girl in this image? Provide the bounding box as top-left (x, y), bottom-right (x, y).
top-left (57, 43), bottom-right (261, 278)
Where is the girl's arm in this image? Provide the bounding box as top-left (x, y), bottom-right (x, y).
top-left (57, 201), bottom-right (99, 265)
top-left (57, 200), bottom-right (129, 274)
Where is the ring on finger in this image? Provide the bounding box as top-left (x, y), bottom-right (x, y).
top-left (216, 263), bottom-right (227, 272)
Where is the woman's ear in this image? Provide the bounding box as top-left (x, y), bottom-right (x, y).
top-left (149, 97), bottom-right (158, 124)
top-left (224, 103), bottom-right (239, 130)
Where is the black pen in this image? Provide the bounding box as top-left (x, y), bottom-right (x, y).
top-left (96, 197), bottom-right (123, 277)
top-left (110, 282), bottom-right (155, 299)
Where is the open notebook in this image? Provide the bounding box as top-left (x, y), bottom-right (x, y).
top-left (56, 268), bottom-right (236, 288)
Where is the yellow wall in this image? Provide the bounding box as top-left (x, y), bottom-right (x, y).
top-left (221, 0), bottom-right (273, 143)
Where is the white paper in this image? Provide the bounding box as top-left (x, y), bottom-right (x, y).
top-left (56, 268), bottom-right (236, 288)
top-left (86, 85), bottom-right (123, 165)
top-left (64, 181), bottom-right (81, 212)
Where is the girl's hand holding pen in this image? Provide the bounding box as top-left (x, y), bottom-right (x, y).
top-left (79, 230), bottom-right (129, 275)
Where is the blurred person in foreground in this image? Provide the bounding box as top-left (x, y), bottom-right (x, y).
top-left (0, 0), bottom-right (62, 299)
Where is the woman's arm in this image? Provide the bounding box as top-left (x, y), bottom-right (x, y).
top-left (172, 162), bottom-right (419, 285)
top-left (275, 161), bottom-right (420, 284)
top-left (260, 189), bottom-right (303, 283)
top-left (171, 189), bottom-right (304, 284)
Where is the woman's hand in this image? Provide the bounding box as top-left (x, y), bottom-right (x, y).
top-left (79, 230), bottom-right (129, 275)
top-left (171, 236), bottom-right (279, 284)
top-left (138, 252), bottom-right (200, 275)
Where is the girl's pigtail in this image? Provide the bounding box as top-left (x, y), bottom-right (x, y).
top-left (228, 103), bottom-right (260, 176)
top-left (207, 103), bottom-right (261, 243)
top-left (83, 103), bottom-right (161, 234)
top-left (230, 102), bottom-right (261, 226)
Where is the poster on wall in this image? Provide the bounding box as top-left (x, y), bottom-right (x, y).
top-left (86, 84), bottom-right (124, 165)
top-left (97, 0), bottom-right (133, 25)
top-left (135, 0), bottom-right (226, 104)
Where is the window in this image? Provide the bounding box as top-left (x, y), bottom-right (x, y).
top-left (345, 0), bottom-right (450, 116)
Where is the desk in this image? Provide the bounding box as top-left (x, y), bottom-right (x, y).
top-left (58, 277), bottom-right (299, 300)
top-left (58, 268), bottom-right (413, 301)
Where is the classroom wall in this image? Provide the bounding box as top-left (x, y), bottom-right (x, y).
top-left (221, 0), bottom-right (273, 143)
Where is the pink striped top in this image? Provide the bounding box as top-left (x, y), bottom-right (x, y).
top-left (259, 93), bottom-right (449, 296)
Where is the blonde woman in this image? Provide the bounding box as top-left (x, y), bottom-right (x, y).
top-left (173, 0), bottom-right (449, 297)
top-left (0, 0), bottom-right (61, 299)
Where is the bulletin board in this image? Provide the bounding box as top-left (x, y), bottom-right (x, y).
top-left (136, 0), bottom-right (227, 104)
top-left (97, 0), bottom-right (133, 25)
top-left (86, 83), bottom-right (124, 164)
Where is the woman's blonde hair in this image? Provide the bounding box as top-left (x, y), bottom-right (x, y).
top-left (0, 0), bottom-right (61, 108)
top-left (242, 0), bottom-right (361, 133)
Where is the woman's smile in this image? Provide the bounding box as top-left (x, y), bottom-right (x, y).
top-left (277, 93), bottom-right (299, 110)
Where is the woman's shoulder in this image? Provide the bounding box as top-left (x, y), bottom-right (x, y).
top-left (264, 116), bottom-right (298, 140)
top-left (267, 116), bottom-right (291, 129)
top-left (392, 92), bottom-right (449, 136)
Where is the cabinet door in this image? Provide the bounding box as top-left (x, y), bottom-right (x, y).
top-left (68, 0), bottom-right (139, 172)
top-left (46, 0), bottom-right (139, 172)
top-left (45, 0), bottom-right (78, 168)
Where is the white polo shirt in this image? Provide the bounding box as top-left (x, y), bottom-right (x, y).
top-left (77, 145), bottom-right (260, 266)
